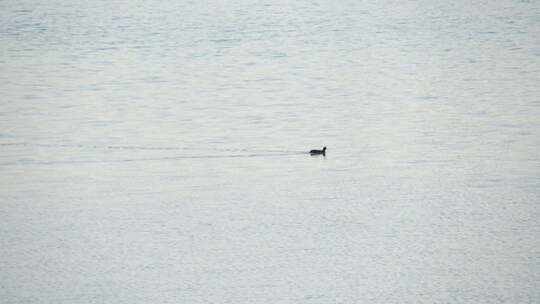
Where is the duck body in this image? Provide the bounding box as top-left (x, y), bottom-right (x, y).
top-left (309, 147), bottom-right (326, 155)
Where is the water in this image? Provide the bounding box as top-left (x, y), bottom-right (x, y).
top-left (1, 0), bottom-right (539, 303)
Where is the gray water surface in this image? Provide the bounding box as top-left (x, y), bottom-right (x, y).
top-left (1, 0), bottom-right (539, 303)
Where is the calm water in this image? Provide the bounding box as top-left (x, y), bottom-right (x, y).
top-left (1, 0), bottom-right (539, 303)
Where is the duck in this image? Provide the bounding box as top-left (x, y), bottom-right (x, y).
top-left (309, 147), bottom-right (326, 155)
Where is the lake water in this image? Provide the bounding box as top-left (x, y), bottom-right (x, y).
top-left (1, 0), bottom-right (539, 303)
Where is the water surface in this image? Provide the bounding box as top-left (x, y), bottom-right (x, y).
top-left (1, 0), bottom-right (539, 303)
